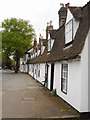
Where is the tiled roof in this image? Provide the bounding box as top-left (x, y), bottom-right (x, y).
top-left (24, 46), bottom-right (33, 54)
top-left (29, 1), bottom-right (90, 64)
top-left (69, 7), bottom-right (82, 20)
top-left (50, 30), bottom-right (57, 39)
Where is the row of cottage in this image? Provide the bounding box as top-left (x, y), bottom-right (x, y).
top-left (20, 1), bottom-right (90, 114)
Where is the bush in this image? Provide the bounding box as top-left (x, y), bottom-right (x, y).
top-left (51, 89), bottom-right (57, 96)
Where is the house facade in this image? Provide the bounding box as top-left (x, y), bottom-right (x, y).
top-left (20, 1), bottom-right (90, 113)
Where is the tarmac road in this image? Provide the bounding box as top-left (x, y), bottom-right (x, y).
top-left (2, 69), bottom-right (79, 119)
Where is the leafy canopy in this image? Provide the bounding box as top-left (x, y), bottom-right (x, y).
top-left (2, 18), bottom-right (35, 58)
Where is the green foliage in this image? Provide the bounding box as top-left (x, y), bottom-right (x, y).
top-left (2, 18), bottom-right (35, 57)
top-left (2, 52), bottom-right (15, 69)
top-left (1, 18), bottom-right (35, 72)
top-left (51, 89), bottom-right (57, 96)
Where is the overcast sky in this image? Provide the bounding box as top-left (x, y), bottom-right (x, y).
top-left (0, 0), bottom-right (89, 40)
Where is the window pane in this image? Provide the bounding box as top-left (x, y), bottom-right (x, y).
top-left (65, 19), bottom-right (73, 44)
top-left (48, 39), bottom-right (51, 52)
top-left (61, 64), bottom-right (68, 94)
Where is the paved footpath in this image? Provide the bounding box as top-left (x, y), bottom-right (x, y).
top-left (2, 70), bottom-right (79, 119)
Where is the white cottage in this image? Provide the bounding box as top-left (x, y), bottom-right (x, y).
top-left (20, 1), bottom-right (90, 115)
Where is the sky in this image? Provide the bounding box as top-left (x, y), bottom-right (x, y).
top-left (0, 0), bottom-right (89, 41)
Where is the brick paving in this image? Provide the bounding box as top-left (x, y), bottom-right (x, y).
top-left (2, 70), bottom-right (80, 119)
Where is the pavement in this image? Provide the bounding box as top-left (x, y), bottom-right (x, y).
top-left (2, 70), bottom-right (80, 119)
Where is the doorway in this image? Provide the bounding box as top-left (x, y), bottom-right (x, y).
top-left (50, 63), bottom-right (54, 91)
top-left (45, 63), bottom-right (49, 88)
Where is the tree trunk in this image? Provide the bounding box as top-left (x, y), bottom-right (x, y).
top-left (15, 58), bottom-right (19, 73)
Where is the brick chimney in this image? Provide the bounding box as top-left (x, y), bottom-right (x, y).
top-left (46, 21), bottom-right (53, 39)
top-left (65, 3), bottom-right (70, 8)
top-left (58, 4), bottom-right (67, 27)
top-left (39, 34), bottom-right (43, 46)
top-left (34, 38), bottom-right (37, 49)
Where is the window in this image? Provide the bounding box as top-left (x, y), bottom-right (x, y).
top-left (61, 64), bottom-right (68, 94)
top-left (65, 19), bottom-right (73, 45)
top-left (48, 39), bottom-right (51, 52)
top-left (32, 64), bottom-right (34, 73)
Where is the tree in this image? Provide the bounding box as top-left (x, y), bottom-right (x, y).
top-left (1, 18), bottom-right (35, 72)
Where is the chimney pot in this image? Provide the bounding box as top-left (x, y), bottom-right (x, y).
top-left (60, 3), bottom-right (64, 8)
top-left (65, 3), bottom-right (70, 8)
top-left (50, 21), bottom-right (52, 26)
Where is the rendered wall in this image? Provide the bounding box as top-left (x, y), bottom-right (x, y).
top-left (53, 30), bottom-right (89, 112)
top-left (80, 31), bottom-right (88, 112)
top-left (54, 61), bottom-right (81, 112)
top-left (88, 29), bottom-right (90, 111)
top-left (47, 63), bottom-right (51, 90)
top-left (37, 63), bottom-right (45, 84)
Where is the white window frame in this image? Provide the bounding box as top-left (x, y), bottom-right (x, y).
top-left (48, 39), bottom-right (51, 52)
top-left (61, 64), bottom-right (68, 94)
top-left (65, 19), bottom-right (73, 45)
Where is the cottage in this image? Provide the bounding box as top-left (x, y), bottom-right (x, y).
top-left (20, 1), bottom-right (90, 114)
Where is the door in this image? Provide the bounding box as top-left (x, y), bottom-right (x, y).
top-left (27, 64), bottom-right (29, 73)
top-left (50, 63), bottom-right (54, 91)
top-left (45, 63), bottom-right (49, 87)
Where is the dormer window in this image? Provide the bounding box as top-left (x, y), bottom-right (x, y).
top-left (48, 38), bottom-right (51, 52)
top-left (41, 45), bottom-right (43, 54)
top-left (48, 33), bottom-right (52, 52)
top-left (65, 19), bottom-right (73, 45)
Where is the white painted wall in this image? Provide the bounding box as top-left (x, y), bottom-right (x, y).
top-left (66, 9), bottom-right (73, 24)
top-left (25, 54), bottom-right (28, 62)
top-left (88, 29), bottom-right (90, 111)
top-left (20, 58), bottom-right (23, 72)
top-left (29, 63), bottom-right (51, 89)
top-left (73, 19), bottom-right (79, 39)
top-left (80, 29), bottom-right (90, 112)
top-left (47, 63), bottom-right (51, 90)
top-left (37, 63), bottom-right (45, 84)
top-left (29, 64), bottom-right (34, 77)
top-left (54, 61), bottom-right (82, 112)
top-left (68, 61), bottom-right (81, 111)
top-left (80, 32), bottom-right (88, 112)
top-left (19, 58), bottom-right (26, 73)
top-left (28, 64), bottom-right (31, 75)
top-left (0, 69), bottom-right (2, 119)
top-left (53, 62), bottom-right (61, 90)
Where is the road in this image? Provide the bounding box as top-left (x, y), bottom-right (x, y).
top-left (2, 70), bottom-right (79, 119)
